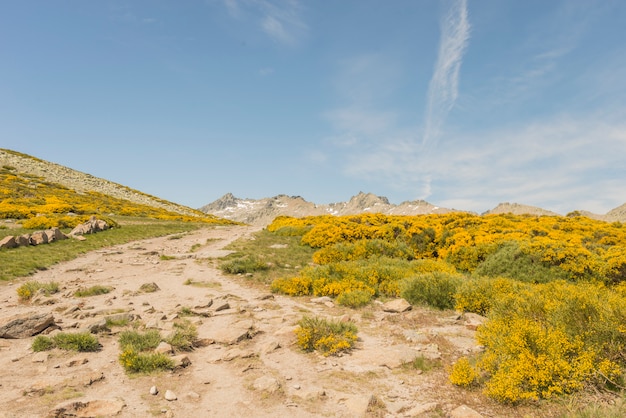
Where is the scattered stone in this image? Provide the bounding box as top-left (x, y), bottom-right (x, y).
top-left (194, 338), bottom-right (215, 347)
top-left (450, 404), bottom-right (484, 418)
top-left (463, 312), bottom-right (487, 331)
top-left (165, 390), bottom-right (177, 401)
top-left (63, 305), bottom-right (81, 315)
top-left (66, 358), bottom-right (89, 367)
top-left (262, 340), bottom-right (281, 353)
top-left (253, 376), bottom-right (281, 394)
top-left (214, 302), bottom-right (230, 312)
top-left (50, 399), bottom-right (126, 417)
top-left (194, 299), bottom-right (213, 309)
top-left (382, 298), bottom-right (412, 313)
top-left (221, 347), bottom-right (255, 361)
top-left (16, 234), bottom-right (31, 246)
top-left (0, 312), bottom-right (56, 338)
top-left (29, 231), bottom-right (49, 245)
top-left (403, 330), bottom-right (429, 343)
top-left (139, 282), bottom-right (160, 293)
top-left (44, 227), bottom-right (67, 243)
top-left (155, 341), bottom-right (173, 354)
top-left (209, 319), bottom-right (257, 345)
top-left (0, 235), bottom-right (17, 249)
top-left (343, 394), bottom-right (377, 417)
top-left (79, 370), bottom-right (105, 386)
top-left (69, 216), bottom-right (109, 236)
top-left (172, 354), bottom-right (192, 369)
top-left (257, 294), bottom-right (274, 300)
top-left (86, 319), bottom-right (109, 334)
top-left (150, 385), bottom-right (159, 395)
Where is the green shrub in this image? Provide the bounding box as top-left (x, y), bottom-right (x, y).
top-left (52, 332), bottom-right (100, 352)
top-left (474, 241), bottom-right (568, 283)
top-left (17, 280), bottom-right (59, 301)
top-left (400, 272), bottom-right (463, 310)
top-left (74, 285), bottom-right (113, 297)
top-left (220, 255), bottom-right (269, 274)
top-left (119, 349), bottom-right (174, 373)
top-left (166, 319), bottom-right (197, 351)
top-left (32, 335), bottom-right (55, 352)
top-left (118, 329), bottom-right (161, 352)
top-left (336, 289), bottom-right (372, 308)
top-left (295, 315), bottom-right (358, 356)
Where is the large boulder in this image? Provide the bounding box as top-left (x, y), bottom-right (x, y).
top-left (29, 231), bottom-right (49, 245)
top-left (16, 234), bottom-right (31, 246)
top-left (0, 312), bottom-right (56, 338)
top-left (44, 227), bottom-right (67, 243)
top-left (0, 235), bottom-right (17, 249)
top-left (70, 216), bottom-right (109, 236)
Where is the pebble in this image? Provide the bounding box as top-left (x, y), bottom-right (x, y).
top-left (150, 385), bottom-right (159, 395)
top-left (165, 390), bottom-right (177, 401)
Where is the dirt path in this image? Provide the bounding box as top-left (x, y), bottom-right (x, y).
top-left (0, 225), bottom-right (517, 417)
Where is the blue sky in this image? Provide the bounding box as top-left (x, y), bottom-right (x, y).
top-left (2, 1), bottom-right (626, 214)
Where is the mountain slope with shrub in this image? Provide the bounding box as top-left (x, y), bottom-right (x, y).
top-left (0, 148), bottom-right (202, 218)
top-left (0, 148), bottom-right (235, 228)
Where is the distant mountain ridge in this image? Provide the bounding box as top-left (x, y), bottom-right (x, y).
top-left (201, 194), bottom-right (625, 226)
top-left (199, 192), bottom-right (457, 226)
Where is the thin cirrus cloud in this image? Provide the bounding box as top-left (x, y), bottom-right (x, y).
top-left (222, 0), bottom-right (307, 46)
top-left (422, 0), bottom-right (470, 148)
top-left (324, 0), bottom-right (470, 200)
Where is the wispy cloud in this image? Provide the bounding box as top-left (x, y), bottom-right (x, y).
top-left (258, 67), bottom-right (274, 76)
top-left (422, 0), bottom-right (470, 147)
top-left (222, 0), bottom-right (307, 46)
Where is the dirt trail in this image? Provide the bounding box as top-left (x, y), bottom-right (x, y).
top-left (0, 225), bottom-right (506, 417)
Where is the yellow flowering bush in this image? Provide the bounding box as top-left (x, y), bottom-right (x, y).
top-left (270, 276), bottom-right (312, 296)
top-left (449, 357), bottom-right (480, 387)
top-left (295, 315), bottom-right (358, 356)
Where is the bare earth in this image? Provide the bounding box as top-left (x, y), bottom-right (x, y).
top-left (0, 225), bottom-right (536, 417)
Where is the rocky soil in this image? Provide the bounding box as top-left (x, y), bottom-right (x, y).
top-left (0, 225), bottom-right (532, 418)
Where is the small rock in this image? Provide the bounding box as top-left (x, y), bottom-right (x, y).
top-left (382, 298), bottom-right (412, 313)
top-left (450, 404), bottom-right (484, 418)
top-left (150, 385), bottom-right (159, 395)
top-left (164, 390), bottom-right (177, 401)
top-left (214, 302), bottom-right (230, 312)
top-left (253, 376), bottom-right (281, 393)
top-left (154, 341), bottom-right (173, 354)
top-left (139, 282), bottom-right (160, 293)
top-left (262, 340), bottom-right (281, 353)
top-left (171, 354), bottom-right (191, 369)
